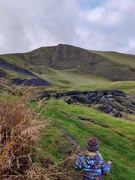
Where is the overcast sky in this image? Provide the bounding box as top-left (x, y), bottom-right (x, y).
top-left (0, 0), bottom-right (135, 54)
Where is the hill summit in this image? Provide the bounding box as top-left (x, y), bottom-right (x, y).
top-left (0, 44), bottom-right (135, 86)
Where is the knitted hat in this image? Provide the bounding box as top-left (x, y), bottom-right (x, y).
top-left (86, 137), bottom-right (99, 152)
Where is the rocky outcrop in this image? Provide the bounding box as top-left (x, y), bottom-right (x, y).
top-left (37, 90), bottom-right (135, 117)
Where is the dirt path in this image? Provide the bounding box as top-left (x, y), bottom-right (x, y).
top-left (54, 122), bottom-right (82, 154)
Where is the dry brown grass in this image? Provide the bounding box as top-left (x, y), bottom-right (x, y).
top-left (0, 92), bottom-right (49, 179)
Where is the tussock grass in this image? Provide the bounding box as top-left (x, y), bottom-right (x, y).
top-left (0, 94), bottom-right (49, 179)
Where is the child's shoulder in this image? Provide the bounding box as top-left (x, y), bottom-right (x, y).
top-left (86, 152), bottom-right (104, 162)
top-left (77, 151), bottom-right (104, 161)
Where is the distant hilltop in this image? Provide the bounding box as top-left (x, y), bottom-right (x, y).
top-left (0, 44), bottom-right (135, 86)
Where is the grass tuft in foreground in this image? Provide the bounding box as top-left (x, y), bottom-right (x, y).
top-left (0, 95), bottom-right (48, 179)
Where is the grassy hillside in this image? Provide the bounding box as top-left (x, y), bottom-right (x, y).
top-left (34, 100), bottom-right (135, 180)
top-left (1, 44), bottom-right (135, 179)
top-left (96, 51), bottom-right (135, 68)
top-left (1, 44), bottom-right (135, 86)
top-left (25, 44), bottom-right (135, 81)
top-left (1, 89), bottom-right (135, 179)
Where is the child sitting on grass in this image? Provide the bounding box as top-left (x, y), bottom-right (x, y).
top-left (74, 137), bottom-right (111, 180)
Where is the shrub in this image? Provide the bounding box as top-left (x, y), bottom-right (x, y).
top-left (0, 96), bottom-right (48, 179)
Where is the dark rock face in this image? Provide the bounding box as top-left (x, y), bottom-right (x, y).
top-left (38, 90), bottom-right (135, 117)
top-left (11, 78), bottom-right (51, 86)
top-left (0, 58), bottom-right (37, 78)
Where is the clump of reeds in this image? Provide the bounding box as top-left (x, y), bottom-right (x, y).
top-left (0, 94), bottom-right (48, 179)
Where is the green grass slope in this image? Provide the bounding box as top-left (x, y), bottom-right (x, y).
top-left (34, 100), bottom-right (135, 180)
top-left (96, 51), bottom-right (135, 68)
top-left (1, 44), bottom-right (135, 85)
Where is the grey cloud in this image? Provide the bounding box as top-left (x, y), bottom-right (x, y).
top-left (0, 0), bottom-right (79, 53)
top-left (0, 0), bottom-right (135, 54)
top-left (76, 0), bottom-right (135, 54)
